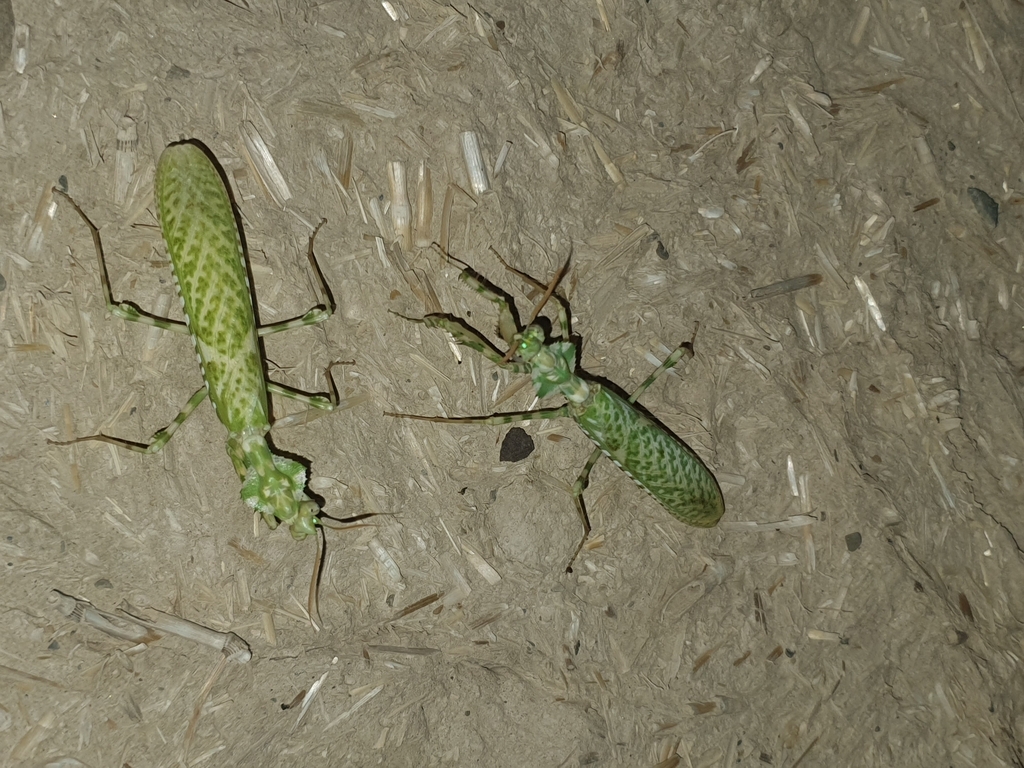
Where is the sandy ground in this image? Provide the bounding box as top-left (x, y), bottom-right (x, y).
top-left (2, 0), bottom-right (1024, 766)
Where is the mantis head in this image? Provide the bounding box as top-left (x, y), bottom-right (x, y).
top-left (234, 436), bottom-right (320, 540)
top-left (513, 325), bottom-right (547, 362)
top-left (515, 326), bottom-right (582, 401)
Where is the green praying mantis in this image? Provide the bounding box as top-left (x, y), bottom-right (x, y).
top-left (387, 259), bottom-right (725, 571)
top-left (50, 140), bottom-right (348, 539)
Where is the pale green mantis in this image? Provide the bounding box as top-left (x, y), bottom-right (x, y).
top-left (388, 259), bottom-right (725, 570)
top-left (51, 140), bottom-right (355, 540)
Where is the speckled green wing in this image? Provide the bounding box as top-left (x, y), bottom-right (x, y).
top-left (575, 386), bottom-right (725, 527)
top-left (155, 142), bottom-right (269, 438)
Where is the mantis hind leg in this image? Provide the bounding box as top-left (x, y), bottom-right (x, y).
top-left (49, 386), bottom-right (208, 454)
top-left (565, 445), bottom-right (604, 572)
top-left (257, 219), bottom-right (337, 337)
top-left (53, 188), bottom-right (189, 334)
top-left (268, 361), bottom-right (369, 429)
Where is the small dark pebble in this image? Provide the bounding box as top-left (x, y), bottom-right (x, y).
top-left (94, 578), bottom-right (113, 589)
top-left (0, 271), bottom-right (6, 292)
top-left (499, 427), bottom-right (535, 462)
top-left (967, 187), bottom-right (999, 227)
top-left (656, 239), bottom-right (670, 260)
top-left (845, 531), bottom-right (862, 552)
top-left (57, 174), bottom-right (68, 193)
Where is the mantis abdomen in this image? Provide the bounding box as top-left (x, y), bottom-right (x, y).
top-left (573, 385), bottom-right (724, 528)
top-left (155, 143), bottom-right (269, 437)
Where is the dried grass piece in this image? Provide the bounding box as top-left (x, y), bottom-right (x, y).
top-left (493, 140), bottom-right (512, 176)
top-left (959, 6), bottom-right (986, 72)
top-left (228, 538), bottom-right (265, 564)
top-left (390, 592), bottom-right (444, 621)
top-left (802, 519), bottom-right (816, 573)
top-left (240, 121), bottom-right (292, 206)
top-left (292, 98), bottom-right (364, 126)
top-left (60, 403), bottom-right (82, 492)
top-left (659, 557), bottom-right (732, 621)
top-left (784, 90), bottom-right (819, 157)
top-left (12, 22), bottom-right (27, 74)
top-left (684, 696), bottom-right (746, 716)
top-left (311, 146), bottom-right (351, 202)
top-left (807, 629), bottom-right (841, 641)
top-left (754, 591), bottom-right (769, 634)
top-left (53, 589), bottom-right (160, 644)
top-left (736, 139), bottom-right (758, 172)
top-left (0, 663), bottom-right (61, 689)
top-left (589, 134), bottom-right (624, 186)
top-left (517, 114), bottom-right (558, 169)
top-left (550, 77), bottom-right (624, 185)
top-left (121, 604), bottom-right (252, 663)
top-left (471, 8), bottom-right (499, 50)
top-left (460, 131), bottom-right (490, 195)
top-left (338, 134), bottom-right (354, 190)
top-left (595, 223), bottom-right (655, 271)
top-left (366, 645), bottom-right (439, 656)
top-left (813, 243), bottom-right (846, 288)
top-left (438, 182), bottom-right (475, 260)
top-left (25, 183), bottom-right (57, 255)
top-left (463, 545), bottom-right (501, 585)
top-left (720, 514), bottom-right (818, 532)
top-left (183, 655), bottom-right (229, 762)
top-left (414, 161), bottom-right (433, 248)
top-left (293, 671), bottom-right (329, 729)
top-left (750, 55), bottom-right (773, 83)
top-left (868, 45), bottom-right (904, 63)
top-left (113, 117), bottom-right (137, 206)
top-left (369, 537), bottom-right (404, 587)
top-left (853, 275), bottom-right (886, 331)
top-left (10, 710), bottom-right (54, 761)
top-left (52, 590), bottom-right (252, 662)
top-left (324, 684), bottom-right (383, 729)
top-left (439, 183), bottom-right (456, 255)
top-left (749, 273), bottom-right (823, 301)
top-left (388, 161), bottom-right (412, 249)
top-left (856, 77), bottom-right (906, 94)
top-left (262, 611), bottom-right (277, 646)
top-left (786, 456), bottom-right (799, 497)
top-left (850, 6), bottom-right (871, 46)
